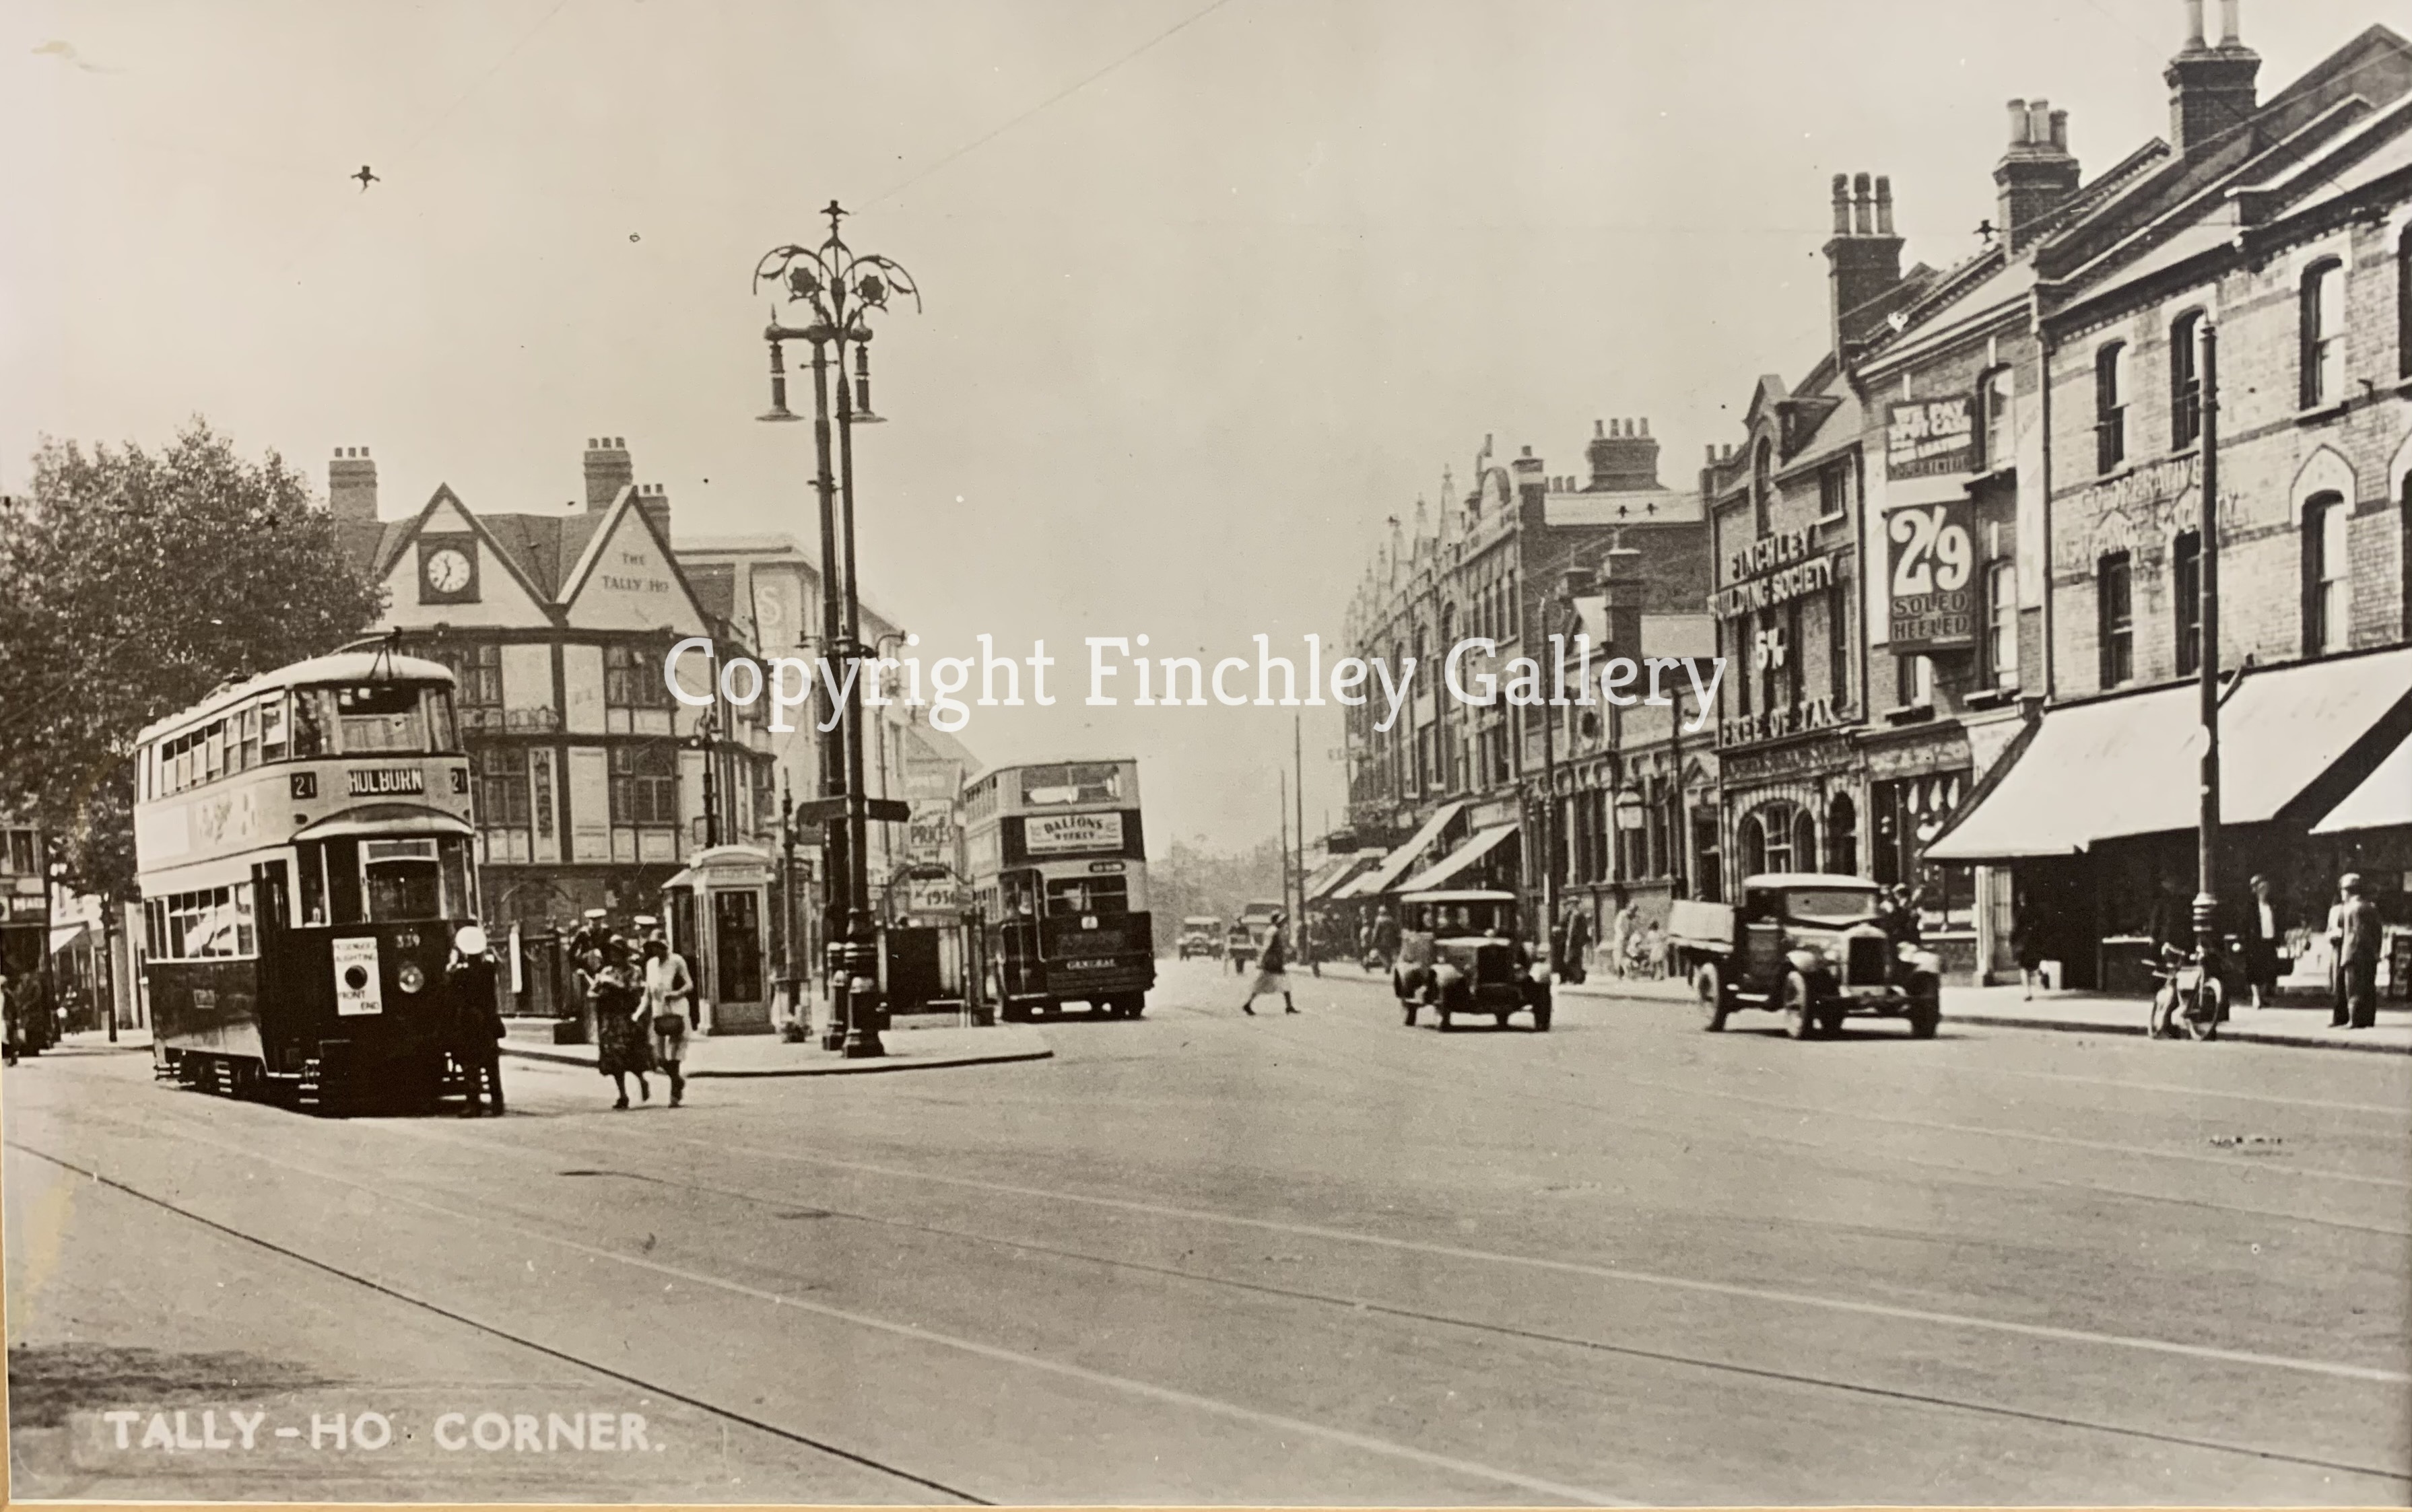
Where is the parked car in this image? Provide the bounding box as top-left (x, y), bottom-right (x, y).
top-left (1668, 874), bottom-right (1942, 1039)
top-left (1390, 890), bottom-right (1551, 1032)
top-left (1177, 917), bottom-right (1224, 960)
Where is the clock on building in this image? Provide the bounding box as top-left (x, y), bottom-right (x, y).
top-left (417, 536), bottom-right (479, 605)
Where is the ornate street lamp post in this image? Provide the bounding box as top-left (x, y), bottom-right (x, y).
top-left (754, 201), bottom-right (920, 1058)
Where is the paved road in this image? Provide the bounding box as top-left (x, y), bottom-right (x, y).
top-left (7, 959), bottom-right (2409, 1503)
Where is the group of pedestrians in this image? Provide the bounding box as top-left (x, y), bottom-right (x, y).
top-left (575, 930), bottom-right (697, 1107)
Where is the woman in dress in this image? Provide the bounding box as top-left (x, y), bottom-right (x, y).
top-left (641, 935), bottom-right (694, 1108)
top-left (591, 940), bottom-right (653, 1109)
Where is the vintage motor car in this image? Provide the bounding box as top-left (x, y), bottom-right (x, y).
top-left (1667, 873), bottom-right (1943, 1039)
top-left (1176, 916), bottom-right (1224, 960)
top-left (1390, 889), bottom-right (1551, 1032)
top-left (1226, 899), bottom-right (1283, 974)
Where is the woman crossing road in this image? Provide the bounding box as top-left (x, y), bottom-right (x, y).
top-left (1239, 911), bottom-right (1298, 1016)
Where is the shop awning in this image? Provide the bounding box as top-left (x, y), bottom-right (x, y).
top-left (48, 922), bottom-right (90, 956)
top-left (1928, 647), bottom-right (2412, 861)
top-left (1304, 856), bottom-right (1374, 903)
top-left (1399, 823), bottom-right (1519, 893)
top-left (2312, 728), bottom-right (2412, 834)
top-left (1335, 802), bottom-right (1465, 899)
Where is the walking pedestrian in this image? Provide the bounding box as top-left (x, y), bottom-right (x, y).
top-left (1560, 902), bottom-right (1590, 986)
top-left (446, 927), bottom-right (506, 1117)
top-left (642, 934), bottom-right (696, 1108)
top-left (2240, 874), bottom-right (2284, 1010)
top-left (1370, 906), bottom-right (1400, 969)
top-left (2011, 888), bottom-right (2049, 1000)
top-left (587, 941), bottom-right (652, 1107)
top-left (2335, 873), bottom-right (2382, 1031)
top-left (1607, 899), bottom-right (1632, 980)
top-left (1240, 909), bottom-right (1297, 1015)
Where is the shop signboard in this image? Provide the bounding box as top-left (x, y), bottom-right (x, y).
top-left (1024, 811), bottom-right (1124, 856)
top-left (1885, 397), bottom-right (1976, 481)
top-left (1885, 497), bottom-right (1976, 653)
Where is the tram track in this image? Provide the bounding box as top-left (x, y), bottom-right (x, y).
top-left (1150, 992), bottom-right (2412, 1236)
top-left (13, 1046), bottom-right (2409, 1497)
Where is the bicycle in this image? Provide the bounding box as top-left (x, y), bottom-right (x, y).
top-left (2147, 942), bottom-right (2225, 1041)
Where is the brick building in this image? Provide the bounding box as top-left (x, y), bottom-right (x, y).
top-left (1929, 9), bottom-right (2412, 990)
top-left (1337, 421), bottom-right (1710, 951)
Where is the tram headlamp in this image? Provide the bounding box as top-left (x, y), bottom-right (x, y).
top-left (397, 962), bottom-right (426, 995)
top-left (454, 925), bottom-right (487, 957)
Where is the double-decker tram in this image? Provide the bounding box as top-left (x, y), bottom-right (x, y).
top-left (963, 758), bottom-right (1155, 1020)
top-left (132, 650), bottom-right (483, 1113)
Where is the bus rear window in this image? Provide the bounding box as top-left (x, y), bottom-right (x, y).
top-left (1021, 763), bottom-right (1121, 806)
top-left (1046, 875), bottom-right (1129, 918)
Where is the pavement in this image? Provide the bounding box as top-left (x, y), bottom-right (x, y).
top-left (496, 1022), bottom-right (1053, 1077)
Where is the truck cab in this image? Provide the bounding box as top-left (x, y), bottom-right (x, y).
top-left (1667, 874), bottom-right (1942, 1040)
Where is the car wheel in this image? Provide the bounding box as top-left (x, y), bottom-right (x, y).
top-left (1401, 1001), bottom-right (1417, 1027)
top-left (1696, 962), bottom-right (1730, 1033)
top-left (1907, 992), bottom-right (1940, 1039)
top-left (1782, 971), bottom-right (1818, 1040)
top-left (1533, 1000), bottom-right (1553, 1033)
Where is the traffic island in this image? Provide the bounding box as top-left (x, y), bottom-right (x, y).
top-left (499, 1023), bottom-right (1052, 1077)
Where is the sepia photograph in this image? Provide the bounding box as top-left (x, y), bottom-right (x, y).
top-left (3, 0), bottom-right (2410, 1503)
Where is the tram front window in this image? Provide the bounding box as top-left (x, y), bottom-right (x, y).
top-left (335, 684), bottom-right (428, 754)
top-left (358, 837), bottom-right (476, 922)
top-left (1045, 875), bottom-right (1129, 918)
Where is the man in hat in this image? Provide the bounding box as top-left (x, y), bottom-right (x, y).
top-left (2335, 873), bottom-right (2383, 1031)
top-left (1238, 910), bottom-right (1297, 1016)
top-left (2240, 874), bottom-right (2283, 1010)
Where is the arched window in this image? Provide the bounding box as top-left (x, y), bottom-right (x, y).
top-left (1986, 559), bottom-right (2019, 688)
top-left (2170, 310), bottom-right (2205, 450)
top-left (1751, 440), bottom-right (1774, 537)
top-left (1743, 801), bottom-right (1801, 877)
top-left (2302, 259), bottom-right (2345, 409)
top-left (1978, 366), bottom-right (2014, 471)
top-left (2303, 493), bottom-right (2348, 655)
top-left (1824, 795), bottom-right (1858, 876)
top-left (2095, 342), bottom-right (2128, 473)
top-left (1792, 809), bottom-right (1818, 872)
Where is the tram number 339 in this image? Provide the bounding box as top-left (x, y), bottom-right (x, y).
top-left (1888, 505), bottom-right (1973, 596)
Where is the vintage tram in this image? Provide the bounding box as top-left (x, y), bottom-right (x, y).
top-left (963, 758), bottom-right (1155, 1019)
top-left (133, 650), bottom-right (488, 1112)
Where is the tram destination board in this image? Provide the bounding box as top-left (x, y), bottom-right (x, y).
top-left (793, 794), bottom-right (912, 825)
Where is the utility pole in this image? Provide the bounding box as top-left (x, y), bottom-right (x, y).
top-left (2192, 318), bottom-right (2223, 961)
top-left (1294, 714), bottom-right (1310, 969)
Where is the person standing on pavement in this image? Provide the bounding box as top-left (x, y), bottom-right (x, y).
top-left (1, 969), bottom-right (15, 1066)
top-left (589, 940), bottom-right (653, 1108)
top-left (642, 934), bottom-right (695, 1108)
top-left (2011, 888), bottom-right (2048, 1000)
top-left (2335, 873), bottom-right (2383, 1030)
top-left (446, 928), bottom-right (506, 1117)
top-left (1560, 902), bottom-right (1590, 986)
top-left (2240, 874), bottom-right (2284, 1010)
top-left (1240, 909), bottom-right (1297, 1015)
top-left (1370, 907), bottom-right (1400, 969)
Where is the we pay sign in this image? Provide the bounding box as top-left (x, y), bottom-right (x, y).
top-left (1885, 500), bottom-right (1977, 652)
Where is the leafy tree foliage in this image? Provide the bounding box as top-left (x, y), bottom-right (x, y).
top-left (1146, 833), bottom-right (1287, 941)
top-left (0, 421), bottom-right (386, 901)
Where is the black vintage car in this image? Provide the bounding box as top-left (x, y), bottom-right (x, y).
top-left (1390, 890), bottom-right (1552, 1032)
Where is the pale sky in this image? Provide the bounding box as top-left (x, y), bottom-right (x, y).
top-left (1, 0), bottom-right (2391, 849)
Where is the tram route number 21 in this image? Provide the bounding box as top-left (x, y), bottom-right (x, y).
top-left (1885, 500), bottom-right (1976, 651)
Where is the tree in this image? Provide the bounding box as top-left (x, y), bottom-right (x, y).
top-left (0, 421), bottom-right (387, 901)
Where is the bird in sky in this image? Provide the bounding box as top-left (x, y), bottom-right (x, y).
top-left (352, 165), bottom-right (380, 193)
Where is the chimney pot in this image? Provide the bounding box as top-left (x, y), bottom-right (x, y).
top-left (1594, 418), bottom-right (1605, 438)
top-left (1853, 172), bottom-right (1875, 234)
top-left (1831, 173), bottom-right (1851, 234)
top-left (1875, 176), bottom-right (1895, 236)
top-left (2007, 98), bottom-right (2030, 143)
top-left (2219, 0), bottom-right (2239, 44)
top-left (2049, 108), bottom-right (2069, 151)
top-left (2028, 99), bottom-right (2051, 145)
top-left (2184, 0), bottom-right (2205, 46)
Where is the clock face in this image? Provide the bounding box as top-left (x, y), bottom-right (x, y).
top-left (425, 548), bottom-right (473, 594)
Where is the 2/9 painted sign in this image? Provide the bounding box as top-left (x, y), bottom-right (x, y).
top-left (1885, 500), bottom-right (1976, 652)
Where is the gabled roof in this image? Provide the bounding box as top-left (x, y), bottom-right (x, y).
top-left (375, 483), bottom-right (561, 615)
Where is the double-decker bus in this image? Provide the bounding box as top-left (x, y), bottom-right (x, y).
top-left (963, 757), bottom-right (1154, 1020)
top-left (132, 650), bottom-right (483, 1112)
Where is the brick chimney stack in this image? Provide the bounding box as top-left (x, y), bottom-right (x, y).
top-left (1995, 98), bottom-right (2082, 252)
top-left (583, 436), bottom-right (632, 513)
top-left (2166, 0), bottom-right (2258, 153)
top-left (635, 482), bottom-right (671, 541)
top-left (1824, 172), bottom-right (1905, 362)
top-left (1596, 545), bottom-right (1646, 654)
top-left (329, 446), bottom-right (378, 523)
top-left (1586, 417), bottom-right (1662, 492)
